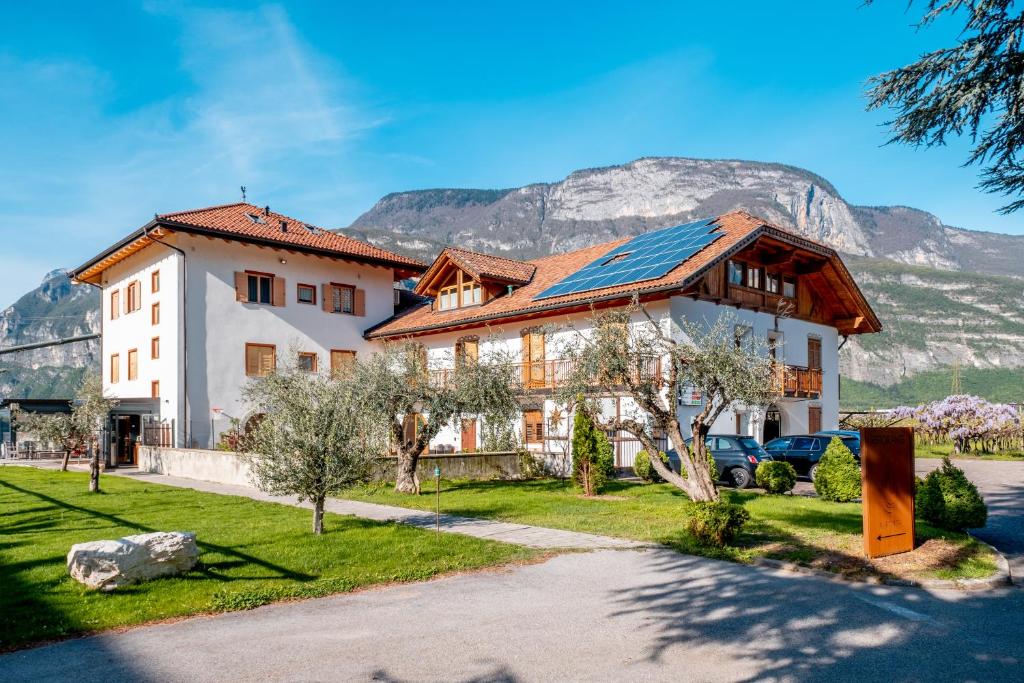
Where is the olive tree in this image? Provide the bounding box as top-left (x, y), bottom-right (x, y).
top-left (17, 375), bottom-right (115, 490)
top-left (241, 361), bottom-right (383, 534)
top-left (556, 305), bottom-right (778, 502)
top-left (356, 340), bottom-right (520, 494)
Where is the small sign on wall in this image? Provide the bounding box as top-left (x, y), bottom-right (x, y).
top-left (678, 386), bottom-right (702, 407)
top-left (861, 427), bottom-right (915, 558)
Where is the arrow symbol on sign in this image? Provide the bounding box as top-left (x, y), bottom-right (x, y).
top-left (876, 532), bottom-right (907, 541)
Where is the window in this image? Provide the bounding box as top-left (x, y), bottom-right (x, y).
top-left (330, 350), bottom-right (357, 377)
top-left (151, 270), bottom-right (160, 293)
top-left (782, 277), bottom-right (797, 299)
top-left (151, 337), bottom-right (160, 360)
top-left (151, 380), bottom-right (160, 399)
top-left (110, 353), bottom-right (120, 383)
top-left (727, 260), bottom-right (745, 286)
top-left (327, 283), bottom-right (355, 314)
top-left (807, 338), bottom-right (822, 370)
top-left (523, 410), bottom-right (544, 444)
top-left (126, 280), bottom-right (142, 313)
top-left (745, 266), bottom-right (763, 289)
top-left (127, 349), bottom-right (138, 381)
top-left (297, 283), bottom-right (316, 305)
top-left (766, 272), bottom-right (780, 294)
top-left (152, 302), bottom-right (160, 325)
top-left (110, 290), bottom-right (120, 320)
top-left (461, 281), bottom-right (482, 306)
top-left (438, 284), bottom-right (459, 311)
top-left (298, 352), bottom-right (317, 373)
top-left (247, 273), bottom-right (273, 305)
top-left (792, 437), bottom-right (815, 450)
top-left (522, 330), bottom-right (546, 387)
top-left (455, 336), bottom-right (479, 365)
top-left (245, 343), bottom-right (276, 377)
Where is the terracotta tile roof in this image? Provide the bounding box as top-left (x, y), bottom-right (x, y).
top-left (367, 210), bottom-right (772, 338)
top-left (159, 202), bottom-right (426, 270)
top-left (444, 247), bottom-right (537, 284)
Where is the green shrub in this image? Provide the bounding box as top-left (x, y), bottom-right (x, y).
top-left (634, 450), bottom-right (671, 482)
top-left (755, 461), bottom-right (797, 494)
top-left (814, 437), bottom-right (861, 502)
top-left (916, 458), bottom-right (988, 529)
top-left (571, 406), bottom-right (608, 495)
top-left (595, 428), bottom-right (616, 478)
top-left (686, 501), bottom-right (751, 546)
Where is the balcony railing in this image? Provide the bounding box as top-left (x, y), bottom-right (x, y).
top-left (775, 364), bottom-right (822, 398)
top-left (428, 357), bottom-right (663, 391)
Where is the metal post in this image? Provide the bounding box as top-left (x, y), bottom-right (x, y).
top-left (434, 465), bottom-right (441, 532)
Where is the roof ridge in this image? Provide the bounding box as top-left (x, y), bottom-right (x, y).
top-left (443, 246), bottom-right (530, 266)
top-left (159, 202), bottom-right (249, 219)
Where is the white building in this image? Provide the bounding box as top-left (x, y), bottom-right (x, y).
top-left (73, 203), bottom-right (425, 462)
top-left (75, 205), bottom-right (879, 469)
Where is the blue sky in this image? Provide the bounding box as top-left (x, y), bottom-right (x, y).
top-left (0, 1), bottom-right (1017, 309)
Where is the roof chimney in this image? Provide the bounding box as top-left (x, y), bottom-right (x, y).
top-left (263, 205), bottom-right (270, 216)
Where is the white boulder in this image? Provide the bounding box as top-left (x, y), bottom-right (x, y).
top-left (67, 531), bottom-right (199, 591)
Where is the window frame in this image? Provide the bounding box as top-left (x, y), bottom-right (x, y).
top-left (455, 336), bottom-right (480, 366)
top-left (523, 409), bottom-right (544, 444)
top-left (151, 336), bottom-right (160, 360)
top-left (110, 289), bottom-right (120, 320)
top-left (126, 280), bottom-right (142, 313)
top-left (110, 353), bottom-right (120, 383)
top-left (327, 282), bottom-right (356, 315)
top-left (745, 265), bottom-right (763, 290)
top-left (245, 343), bottom-right (277, 377)
top-left (297, 351), bottom-right (318, 373)
top-left (297, 283), bottom-right (317, 305)
top-left (782, 277), bottom-right (797, 299)
top-left (151, 270), bottom-right (160, 293)
top-left (329, 349), bottom-right (357, 377)
top-left (765, 272), bottom-right (780, 294)
top-left (727, 260), bottom-right (745, 286)
top-left (246, 271), bottom-right (275, 305)
top-left (151, 302), bottom-right (160, 325)
top-left (151, 380), bottom-right (160, 399)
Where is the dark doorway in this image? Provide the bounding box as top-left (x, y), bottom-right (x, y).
top-left (764, 408), bottom-right (782, 442)
top-left (113, 414), bottom-right (141, 466)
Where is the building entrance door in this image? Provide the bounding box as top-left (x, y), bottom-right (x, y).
top-left (114, 415), bottom-right (141, 466)
top-left (764, 408), bottom-right (782, 442)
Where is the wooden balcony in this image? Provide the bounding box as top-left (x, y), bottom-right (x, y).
top-left (775, 364), bottom-right (822, 399)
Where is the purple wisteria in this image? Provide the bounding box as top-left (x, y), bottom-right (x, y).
top-left (893, 395), bottom-right (1022, 453)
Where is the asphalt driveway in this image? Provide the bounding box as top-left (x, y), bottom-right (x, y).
top-left (3, 547), bottom-right (1022, 682)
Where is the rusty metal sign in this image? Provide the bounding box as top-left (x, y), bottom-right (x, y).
top-left (861, 427), bottom-right (915, 559)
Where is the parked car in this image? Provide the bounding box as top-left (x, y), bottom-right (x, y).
top-left (763, 434), bottom-right (860, 481)
top-left (681, 434), bottom-right (773, 489)
top-left (815, 430), bottom-right (861, 456)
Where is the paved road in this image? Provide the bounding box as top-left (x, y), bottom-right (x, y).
top-left (914, 459), bottom-right (1024, 581)
top-left (3, 548), bottom-right (1022, 682)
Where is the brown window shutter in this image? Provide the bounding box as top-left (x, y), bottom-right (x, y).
top-left (235, 272), bottom-right (248, 302)
top-left (322, 284), bottom-right (331, 312)
top-left (245, 345), bottom-right (258, 376)
top-left (353, 288), bottom-right (366, 316)
top-left (122, 287), bottom-right (129, 315)
top-left (273, 277), bottom-right (286, 307)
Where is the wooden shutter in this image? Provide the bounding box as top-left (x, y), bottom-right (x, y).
top-left (111, 290), bottom-right (120, 320)
top-left (353, 288), bottom-right (366, 316)
top-left (273, 277), bottom-right (286, 307)
top-left (322, 284), bottom-right (331, 311)
top-left (127, 349), bottom-right (138, 381)
top-left (235, 272), bottom-right (248, 302)
top-left (122, 287), bottom-right (129, 315)
top-left (808, 406), bottom-right (822, 433)
top-left (523, 410), bottom-right (543, 444)
top-left (807, 338), bottom-right (822, 370)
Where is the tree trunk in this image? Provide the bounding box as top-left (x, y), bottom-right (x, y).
top-left (312, 496), bottom-right (325, 535)
top-left (395, 450), bottom-right (421, 494)
top-left (60, 449), bottom-right (71, 472)
top-left (88, 443), bottom-right (101, 493)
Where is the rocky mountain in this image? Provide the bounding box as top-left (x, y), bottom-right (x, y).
top-left (5, 157), bottom-right (1024, 404)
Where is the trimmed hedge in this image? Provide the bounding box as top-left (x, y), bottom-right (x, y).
top-left (755, 461), bottom-right (797, 494)
top-left (916, 458), bottom-right (988, 530)
top-left (634, 450), bottom-right (671, 482)
top-left (814, 437), bottom-right (862, 502)
top-left (686, 501), bottom-right (751, 546)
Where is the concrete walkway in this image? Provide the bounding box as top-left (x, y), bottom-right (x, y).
top-left (1, 461), bottom-right (645, 551)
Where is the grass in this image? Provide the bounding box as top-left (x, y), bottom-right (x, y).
top-left (0, 467), bottom-right (536, 651)
top-left (841, 367), bottom-right (1024, 410)
top-left (343, 478), bottom-right (996, 581)
top-left (914, 442), bottom-right (1024, 461)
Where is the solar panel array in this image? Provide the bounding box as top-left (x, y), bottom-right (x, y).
top-left (534, 218), bottom-right (722, 300)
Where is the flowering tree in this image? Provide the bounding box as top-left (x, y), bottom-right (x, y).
top-left (556, 305), bottom-right (779, 502)
top-left (894, 395), bottom-right (1021, 454)
top-left (356, 340), bottom-right (521, 494)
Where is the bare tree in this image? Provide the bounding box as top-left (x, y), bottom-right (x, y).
top-left (556, 305), bottom-right (778, 502)
top-left (867, 1), bottom-right (1024, 212)
top-left (17, 375), bottom-right (115, 489)
top-left (241, 361), bottom-right (382, 534)
top-left (356, 340), bottom-right (520, 494)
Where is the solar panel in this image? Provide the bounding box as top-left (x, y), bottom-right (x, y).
top-left (534, 218), bottom-right (722, 300)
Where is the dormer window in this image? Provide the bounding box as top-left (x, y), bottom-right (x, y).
top-left (438, 277), bottom-right (482, 310)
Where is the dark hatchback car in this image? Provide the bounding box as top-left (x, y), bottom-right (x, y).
top-left (681, 435), bottom-right (773, 489)
top-left (763, 434), bottom-right (860, 481)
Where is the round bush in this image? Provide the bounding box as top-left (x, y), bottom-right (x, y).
top-left (755, 460), bottom-right (797, 494)
top-left (634, 450), bottom-right (671, 482)
top-left (916, 458), bottom-right (988, 529)
top-left (813, 437), bottom-right (861, 502)
top-left (686, 501), bottom-right (751, 546)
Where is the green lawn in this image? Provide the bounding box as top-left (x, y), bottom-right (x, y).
top-left (343, 478), bottom-right (996, 581)
top-left (0, 467), bottom-right (536, 651)
top-left (915, 442), bottom-right (1024, 461)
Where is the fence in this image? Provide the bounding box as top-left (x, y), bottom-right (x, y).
top-left (549, 432), bottom-right (669, 470)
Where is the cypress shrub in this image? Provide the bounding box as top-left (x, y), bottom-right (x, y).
top-left (571, 407), bottom-right (607, 495)
top-left (813, 437), bottom-right (861, 502)
top-left (916, 458), bottom-right (988, 530)
top-left (755, 461), bottom-right (797, 494)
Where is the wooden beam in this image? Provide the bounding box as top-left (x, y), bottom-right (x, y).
top-left (836, 316), bottom-right (865, 330)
